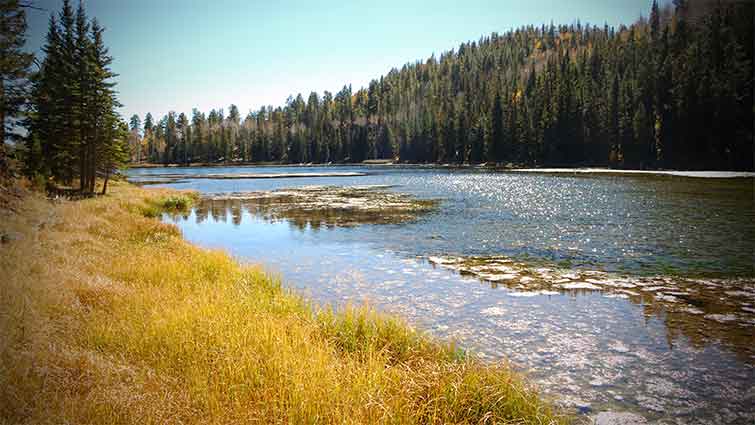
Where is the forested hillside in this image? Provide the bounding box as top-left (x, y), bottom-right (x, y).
top-left (135, 0), bottom-right (752, 170)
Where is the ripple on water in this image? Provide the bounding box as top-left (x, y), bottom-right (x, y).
top-left (155, 168), bottom-right (755, 425)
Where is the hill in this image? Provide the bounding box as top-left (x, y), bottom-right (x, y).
top-left (136, 0), bottom-right (753, 170)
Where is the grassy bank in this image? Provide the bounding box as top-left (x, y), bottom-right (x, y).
top-left (0, 181), bottom-right (565, 424)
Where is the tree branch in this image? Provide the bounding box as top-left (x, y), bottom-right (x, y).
top-left (18, 2), bottom-right (47, 12)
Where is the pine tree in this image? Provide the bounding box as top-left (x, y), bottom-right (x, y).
top-left (98, 118), bottom-right (128, 194)
top-left (75, 1), bottom-right (90, 190)
top-left (87, 18), bottom-right (121, 192)
top-left (27, 14), bottom-right (62, 178)
top-left (128, 114), bottom-right (141, 162)
top-left (650, 0), bottom-right (660, 42)
top-left (58, 0), bottom-right (78, 183)
top-left (490, 93), bottom-right (504, 163)
top-left (0, 0), bottom-right (33, 175)
top-left (27, 1), bottom-right (127, 192)
top-left (177, 112), bottom-right (188, 164)
top-left (143, 112), bottom-right (153, 133)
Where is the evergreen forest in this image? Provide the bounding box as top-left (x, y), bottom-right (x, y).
top-left (130, 1), bottom-right (753, 170)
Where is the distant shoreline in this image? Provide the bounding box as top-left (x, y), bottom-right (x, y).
top-left (127, 162), bottom-right (755, 179)
top-left (510, 168), bottom-right (755, 179)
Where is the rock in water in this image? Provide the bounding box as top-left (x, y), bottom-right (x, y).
top-left (594, 412), bottom-right (648, 425)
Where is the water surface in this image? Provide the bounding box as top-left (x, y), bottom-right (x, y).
top-left (130, 165), bottom-right (755, 424)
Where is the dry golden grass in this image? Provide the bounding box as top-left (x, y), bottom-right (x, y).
top-left (0, 181), bottom-right (566, 424)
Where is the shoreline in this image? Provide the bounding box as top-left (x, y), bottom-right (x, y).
top-left (128, 162), bottom-right (755, 179)
top-left (510, 168), bottom-right (755, 179)
top-left (134, 171), bottom-right (368, 180)
top-left (0, 181), bottom-right (566, 424)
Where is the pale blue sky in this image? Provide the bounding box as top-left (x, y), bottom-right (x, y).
top-left (25, 0), bottom-right (663, 122)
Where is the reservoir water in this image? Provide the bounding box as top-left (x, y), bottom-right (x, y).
top-left (129, 165), bottom-right (755, 424)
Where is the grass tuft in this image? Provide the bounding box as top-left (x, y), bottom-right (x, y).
top-left (138, 192), bottom-right (198, 217)
top-left (160, 194), bottom-right (197, 210)
top-left (0, 180), bottom-right (566, 424)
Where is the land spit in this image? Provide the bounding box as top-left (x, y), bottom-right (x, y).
top-left (195, 185), bottom-right (439, 227)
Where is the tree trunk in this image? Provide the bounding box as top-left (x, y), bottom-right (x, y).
top-left (80, 142), bottom-right (87, 192)
top-left (89, 144), bottom-right (95, 193)
top-left (89, 126), bottom-right (98, 193)
top-left (101, 169), bottom-right (109, 195)
top-left (0, 77), bottom-right (6, 168)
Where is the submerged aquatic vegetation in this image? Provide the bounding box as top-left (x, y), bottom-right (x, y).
top-left (0, 181), bottom-right (564, 424)
top-left (428, 255), bottom-right (755, 362)
top-left (197, 185), bottom-right (439, 227)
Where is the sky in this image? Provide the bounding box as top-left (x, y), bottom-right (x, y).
top-left (24, 0), bottom-right (664, 123)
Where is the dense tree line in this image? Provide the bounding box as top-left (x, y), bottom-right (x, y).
top-left (135, 1), bottom-right (752, 170)
top-left (19, 0), bottom-right (128, 193)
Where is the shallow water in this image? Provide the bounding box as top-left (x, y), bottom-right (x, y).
top-left (130, 166), bottom-right (755, 424)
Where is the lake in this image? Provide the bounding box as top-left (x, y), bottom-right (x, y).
top-left (128, 165), bottom-right (755, 424)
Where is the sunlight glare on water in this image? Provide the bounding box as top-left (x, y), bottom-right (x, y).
top-left (131, 165), bottom-right (755, 424)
